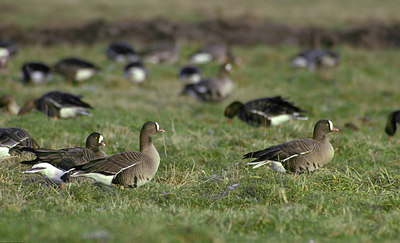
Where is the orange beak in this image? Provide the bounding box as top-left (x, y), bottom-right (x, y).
top-left (332, 127), bottom-right (339, 132)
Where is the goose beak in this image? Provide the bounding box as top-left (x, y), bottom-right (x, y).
top-left (158, 129), bottom-right (165, 133)
top-left (100, 141), bottom-right (106, 146)
top-left (332, 127), bottom-right (339, 132)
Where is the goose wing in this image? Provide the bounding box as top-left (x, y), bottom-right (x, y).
top-left (244, 138), bottom-right (317, 163)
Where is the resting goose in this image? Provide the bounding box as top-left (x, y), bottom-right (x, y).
top-left (291, 49), bottom-right (339, 71)
top-left (0, 127), bottom-right (39, 158)
top-left (67, 121), bottom-right (164, 188)
top-left (0, 40), bottom-right (18, 68)
top-left (0, 94), bottom-right (20, 115)
top-left (106, 40), bottom-right (140, 62)
top-left (141, 34), bottom-right (181, 64)
top-left (244, 120), bottom-right (339, 174)
top-left (385, 110), bottom-right (400, 137)
top-left (180, 63), bottom-right (234, 102)
top-left (224, 96), bottom-right (308, 127)
top-left (18, 90), bottom-right (93, 119)
top-left (22, 61), bottom-right (52, 84)
top-left (22, 132), bottom-right (106, 185)
top-left (123, 61), bottom-right (147, 84)
top-left (53, 57), bottom-right (100, 83)
top-left (179, 65), bottom-right (202, 84)
top-left (189, 43), bottom-right (240, 65)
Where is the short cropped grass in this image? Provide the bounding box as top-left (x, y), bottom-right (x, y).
top-left (1, 42), bottom-right (400, 242)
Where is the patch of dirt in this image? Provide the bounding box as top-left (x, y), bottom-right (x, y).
top-left (1, 16), bottom-right (400, 48)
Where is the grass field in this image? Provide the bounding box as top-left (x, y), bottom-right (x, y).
top-left (2, 1), bottom-right (400, 242)
top-left (1, 42), bottom-right (400, 241)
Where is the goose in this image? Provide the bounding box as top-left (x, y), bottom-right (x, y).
top-left (123, 61), bottom-right (147, 84)
top-left (224, 96), bottom-right (308, 127)
top-left (65, 121), bottom-right (164, 188)
top-left (179, 65), bottom-right (202, 84)
top-left (21, 132), bottom-right (106, 185)
top-left (0, 40), bottom-right (18, 68)
top-left (141, 34), bottom-right (181, 64)
top-left (53, 57), bottom-right (100, 83)
top-left (385, 110), bottom-right (400, 137)
top-left (291, 49), bottom-right (339, 71)
top-left (244, 120), bottom-right (339, 174)
top-left (22, 61), bottom-right (52, 84)
top-left (189, 43), bottom-right (240, 65)
top-left (0, 127), bottom-right (39, 158)
top-left (0, 94), bottom-right (20, 115)
top-left (180, 63), bottom-right (234, 102)
top-left (106, 40), bottom-right (140, 62)
top-left (18, 90), bottom-right (93, 119)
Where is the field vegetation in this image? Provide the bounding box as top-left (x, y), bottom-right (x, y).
top-left (1, 1), bottom-right (400, 242)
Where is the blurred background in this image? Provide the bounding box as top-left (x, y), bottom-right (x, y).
top-left (1, 0), bottom-right (400, 48)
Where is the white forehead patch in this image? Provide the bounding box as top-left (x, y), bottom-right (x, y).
top-left (155, 122), bottom-right (160, 131)
top-left (99, 135), bottom-right (104, 143)
top-left (328, 120), bottom-right (333, 131)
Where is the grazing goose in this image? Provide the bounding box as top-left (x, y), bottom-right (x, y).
top-left (141, 35), bottom-right (181, 64)
top-left (18, 90), bottom-right (93, 119)
top-left (224, 96), bottom-right (308, 127)
top-left (106, 40), bottom-right (140, 62)
top-left (180, 63), bottom-right (234, 102)
top-left (53, 57), bottom-right (100, 83)
top-left (0, 40), bottom-right (18, 68)
top-left (385, 110), bottom-right (400, 137)
top-left (179, 65), bottom-right (202, 84)
top-left (291, 49), bottom-right (339, 71)
top-left (0, 94), bottom-right (20, 115)
top-left (21, 132), bottom-right (106, 185)
top-left (67, 121), bottom-right (164, 188)
top-left (123, 61), bottom-right (147, 84)
top-left (189, 43), bottom-right (240, 65)
top-left (244, 120), bottom-right (339, 174)
top-left (22, 61), bottom-right (52, 84)
top-left (0, 127), bottom-right (39, 158)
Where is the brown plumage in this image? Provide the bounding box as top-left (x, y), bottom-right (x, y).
top-left (0, 127), bottom-right (39, 158)
top-left (0, 94), bottom-right (20, 115)
top-left (68, 121), bottom-right (164, 188)
top-left (20, 132), bottom-right (106, 170)
top-left (244, 120), bottom-right (339, 174)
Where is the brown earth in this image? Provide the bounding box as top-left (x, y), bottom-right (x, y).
top-left (1, 16), bottom-right (400, 48)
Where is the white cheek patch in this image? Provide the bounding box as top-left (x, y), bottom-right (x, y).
top-left (99, 135), bottom-right (104, 143)
top-left (328, 120), bottom-right (333, 131)
top-left (155, 122), bottom-right (160, 131)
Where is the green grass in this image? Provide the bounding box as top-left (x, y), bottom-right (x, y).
top-left (1, 0), bottom-right (400, 28)
top-left (1, 42), bottom-right (400, 242)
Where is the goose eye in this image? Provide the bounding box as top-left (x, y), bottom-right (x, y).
top-left (152, 125), bottom-right (156, 128)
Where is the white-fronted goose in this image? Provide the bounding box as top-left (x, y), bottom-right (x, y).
top-left (53, 57), bottom-right (100, 83)
top-left (179, 65), bottom-right (202, 84)
top-left (189, 43), bottom-right (241, 65)
top-left (244, 120), bottom-right (339, 174)
top-left (0, 127), bottom-right (39, 158)
top-left (106, 40), bottom-right (140, 62)
top-left (123, 61), bottom-right (147, 84)
top-left (0, 94), bottom-right (20, 115)
top-left (21, 132), bottom-right (106, 185)
top-left (141, 34), bottom-right (181, 64)
top-left (68, 121), bottom-right (164, 188)
top-left (22, 61), bottom-right (52, 84)
top-left (0, 40), bottom-right (18, 68)
top-left (224, 96), bottom-right (308, 127)
top-left (385, 110), bottom-right (400, 137)
top-left (291, 49), bottom-right (339, 71)
top-left (180, 63), bottom-right (234, 102)
top-left (18, 90), bottom-right (93, 119)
